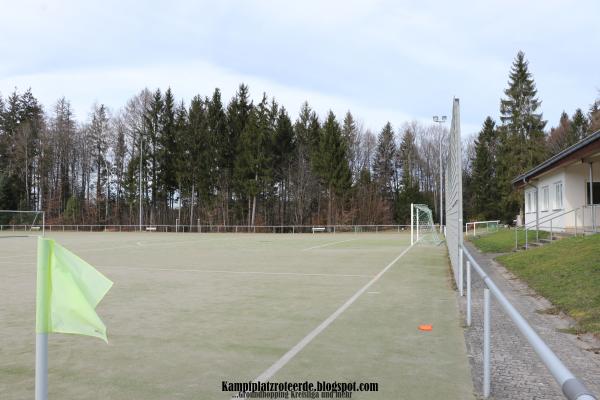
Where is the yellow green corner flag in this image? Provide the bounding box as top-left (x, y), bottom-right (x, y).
top-left (36, 237), bottom-right (113, 342)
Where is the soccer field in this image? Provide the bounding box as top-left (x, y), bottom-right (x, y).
top-left (0, 232), bottom-right (473, 399)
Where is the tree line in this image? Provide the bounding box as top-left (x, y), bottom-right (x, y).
top-left (465, 51), bottom-right (600, 224)
top-left (0, 85), bottom-right (446, 227)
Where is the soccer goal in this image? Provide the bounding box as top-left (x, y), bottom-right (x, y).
top-left (0, 210), bottom-right (45, 237)
top-left (465, 220), bottom-right (500, 236)
top-left (410, 203), bottom-right (442, 245)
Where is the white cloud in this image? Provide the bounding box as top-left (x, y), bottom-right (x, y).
top-left (0, 60), bottom-right (417, 131)
top-left (0, 0), bottom-right (598, 136)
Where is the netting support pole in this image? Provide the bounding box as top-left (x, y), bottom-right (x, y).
top-left (483, 288), bottom-right (491, 398)
top-left (466, 260), bottom-right (471, 326)
top-left (410, 203), bottom-right (414, 245)
top-left (42, 212), bottom-right (45, 237)
top-left (459, 247), bottom-right (464, 296)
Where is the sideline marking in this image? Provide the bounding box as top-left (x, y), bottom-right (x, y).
top-left (302, 239), bottom-right (357, 251)
top-left (98, 265), bottom-right (371, 278)
top-left (250, 244), bottom-right (414, 383)
top-left (0, 236), bottom-right (237, 260)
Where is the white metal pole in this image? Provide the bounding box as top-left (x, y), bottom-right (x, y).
top-left (590, 163), bottom-right (594, 233)
top-left (139, 134), bottom-right (143, 232)
top-left (416, 207), bottom-right (420, 243)
top-left (42, 211), bottom-right (45, 237)
top-left (410, 203), bottom-right (414, 245)
top-left (459, 247), bottom-right (464, 296)
top-left (439, 133), bottom-right (443, 234)
top-left (483, 288), bottom-right (491, 398)
top-left (466, 260), bottom-right (471, 327)
top-left (35, 333), bottom-right (48, 400)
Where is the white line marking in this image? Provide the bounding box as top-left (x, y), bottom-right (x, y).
top-left (97, 265), bottom-right (371, 278)
top-left (302, 239), bottom-right (357, 251)
top-left (0, 236), bottom-right (237, 260)
top-left (251, 245), bottom-right (413, 383)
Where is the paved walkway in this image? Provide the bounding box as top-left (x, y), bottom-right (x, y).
top-left (459, 242), bottom-right (600, 399)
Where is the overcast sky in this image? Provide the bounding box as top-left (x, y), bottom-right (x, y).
top-left (1, 0), bottom-right (599, 137)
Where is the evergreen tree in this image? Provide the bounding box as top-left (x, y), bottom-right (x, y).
top-left (571, 108), bottom-right (589, 142)
top-left (88, 104), bottom-right (110, 222)
top-left (226, 84), bottom-right (252, 223)
top-left (546, 111), bottom-right (572, 155)
top-left (589, 98), bottom-right (600, 133)
top-left (206, 88), bottom-right (228, 224)
top-left (159, 88), bottom-right (178, 210)
top-left (471, 117), bottom-right (498, 219)
top-left (234, 95), bottom-right (271, 225)
top-left (291, 102), bottom-right (320, 225)
top-left (498, 51), bottom-right (547, 223)
top-left (396, 128), bottom-right (421, 223)
top-left (144, 89), bottom-right (164, 220)
top-left (341, 111), bottom-right (360, 182)
top-left (314, 111), bottom-right (351, 226)
top-left (373, 122), bottom-right (397, 197)
top-left (186, 96), bottom-right (215, 224)
top-left (272, 106), bottom-right (295, 224)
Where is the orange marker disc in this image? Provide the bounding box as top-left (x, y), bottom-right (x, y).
top-left (418, 324), bottom-right (433, 331)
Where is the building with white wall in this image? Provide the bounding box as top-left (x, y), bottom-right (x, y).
top-left (512, 129), bottom-right (600, 233)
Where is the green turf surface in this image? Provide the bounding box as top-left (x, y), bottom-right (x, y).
top-left (0, 232), bottom-right (473, 399)
top-left (468, 228), bottom-right (549, 253)
top-left (497, 234), bottom-right (600, 335)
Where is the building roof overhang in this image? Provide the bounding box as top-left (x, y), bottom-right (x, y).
top-left (512, 129), bottom-right (600, 189)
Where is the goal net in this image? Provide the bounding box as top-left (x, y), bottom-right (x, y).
top-left (0, 210), bottom-right (45, 237)
top-left (411, 204), bottom-right (442, 245)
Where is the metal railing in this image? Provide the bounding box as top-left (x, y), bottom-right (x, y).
top-left (460, 244), bottom-right (596, 399)
top-left (581, 204), bottom-right (599, 234)
top-left (515, 208), bottom-right (581, 250)
top-left (1, 223), bottom-right (414, 234)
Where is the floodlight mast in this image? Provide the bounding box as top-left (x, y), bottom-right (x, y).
top-left (139, 133), bottom-right (143, 231)
top-left (433, 115), bottom-right (447, 234)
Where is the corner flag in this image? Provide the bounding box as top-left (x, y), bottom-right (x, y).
top-left (36, 237), bottom-right (113, 342)
top-left (35, 237), bottom-right (113, 399)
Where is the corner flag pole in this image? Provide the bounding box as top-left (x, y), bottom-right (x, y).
top-left (35, 333), bottom-right (48, 400)
top-left (35, 238), bottom-right (50, 400)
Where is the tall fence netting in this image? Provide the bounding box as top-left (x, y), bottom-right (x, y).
top-left (445, 99), bottom-right (463, 288)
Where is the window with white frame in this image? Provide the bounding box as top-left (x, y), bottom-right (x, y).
top-left (554, 182), bottom-right (563, 209)
top-left (526, 191), bottom-right (537, 213)
top-left (542, 186), bottom-right (549, 211)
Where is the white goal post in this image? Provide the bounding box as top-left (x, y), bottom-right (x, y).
top-left (0, 210), bottom-right (45, 236)
top-left (410, 203), bottom-right (442, 245)
top-left (465, 220), bottom-right (500, 236)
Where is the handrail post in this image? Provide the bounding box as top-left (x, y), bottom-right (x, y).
top-left (483, 288), bottom-right (491, 398)
top-left (466, 260), bottom-right (471, 326)
top-left (459, 247), bottom-right (464, 296)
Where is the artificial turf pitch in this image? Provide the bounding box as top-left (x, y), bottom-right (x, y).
top-left (0, 232), bottom-right (473, 399)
